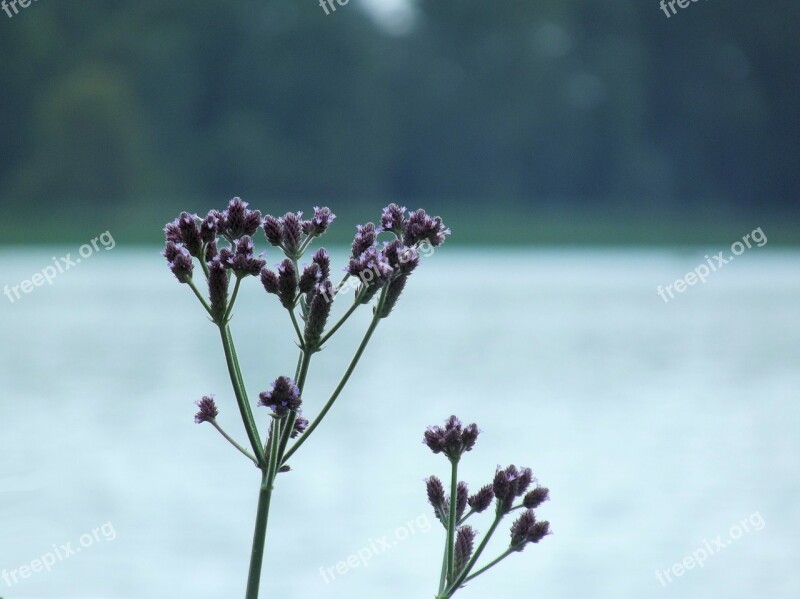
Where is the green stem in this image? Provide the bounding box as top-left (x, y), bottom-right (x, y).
top-left (281, 286), bottom-right (388, 465)
top-left (199, 248), bottom-right (210, 278)
top-left (186, 278), bottom-right (213, 317)
top-left (437, 540), bottom-right (449, 597)
top-left (444, 512), bottom-right (504, 596)
top-left (297, 235), bottom-right (314, 256)
top-left (276, 350), bottom-right (312, 463)
top-left (333, 273), bottom-right (350, 296)
top-left (218, 324), bottom-right (265, 465)
top-left (458, 509), bottom-right (475, 526)
top-left (464, 549), bottom-right (514, 583)
top-left (445, 459), bottom-right (459, 584)
top-left (289, 308), bottom-right (304, 347)
top-left (245, 420), bottom-right (280, 599)
top-left (224, 276), bottom-right (242, 322)
top-left (210, 420), bottom-right (258, 466)
top-left (317, 286), bottom-right (367, 346)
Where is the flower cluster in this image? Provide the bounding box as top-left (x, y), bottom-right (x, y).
top-left (258, 376), bottom-right (302, 418)
top-left (423, 417), bottom-right (551, 596)
top-left (423, 416), bottom-right (479, 461)
top-left (509, 510), bottom-right (551, 551)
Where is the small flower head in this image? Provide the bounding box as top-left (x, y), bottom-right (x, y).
top-left (382, 240), bottom-right (420, 275)
top-left (261, 267), bottom-right (279, 295)
top-left (298, 263), bottom-right (321, 294)
top-left (311, 248), bottom-right (331, 281)
top-left (347, 247), bottom-right (393, 304)
top-left (404, 208), bottom-right (450, 247)
top-left (204, 239), bottom-right (219, 263)
top-left (304, 280), bottom-right (333, 351)
top-left (291, 416), bottom-right (309, 439)
top-left (194, 395), bottom-right (219, 424)
top-left (493, 465), bottom-right (534, 511)
top-left (281, 212), bottom-right (303, 255)
top-left (165, 244), bottom-right (193, 284)
top-left (423, 416), bottom-right (480, 461)
top-left (208, 257), bottom-right (229, 322)
top-left (523, 486), bottom-right (550, 510)
top-left (425, 476), bottom-right (446, 517)
top-left (380, 203), bottom-right (406, 237)
top-left (468, 484), bottom-right (495, 514)
top-left (225, 236), bottom-right (266, 277)
top-left (302, 206), bottom-right (336, 238)
top-left (164, 212), bottom-right (203, 257)
top-left (263, 214), bottom-right (283, 247)
top-left (221, 197), bottom-right (261, 239)
top-left (259, 376), bottom-right (302, 418)
top-left (510, 510), bottom-right (550, 551)
top-left (455, 481), bottom-right (469, 520)
top-left (200, 211), bottom-right (220, 243)
top-left (351, 223), bottom-right (377, 258)
top-left (454, 526), bottom-right (477, 574)
top-left (276, 259), bottom-right (298, 309)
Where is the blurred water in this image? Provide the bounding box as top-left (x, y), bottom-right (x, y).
top-left (0, 247), bottom-right (798, 599)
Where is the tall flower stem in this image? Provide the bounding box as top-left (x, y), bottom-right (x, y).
top-left (245, 419), bottom-right (281, 599)
top-left (218, 324), bottom-right (265, 465)
top-left (464, 549), bottom-right (513, 582)
top-left (445, 458), bottom-right (459, 584)
top-left (444, 511), bottom-right (504, 596)
top-left (281, 286), bottom-right (388, 465)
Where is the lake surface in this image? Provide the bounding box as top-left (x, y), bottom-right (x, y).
top-left (1, 247), bottom-right (798, 599)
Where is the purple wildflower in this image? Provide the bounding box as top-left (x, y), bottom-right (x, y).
top-left (261, 267), bottom-right (279, 295)
top-left (263, 215), bottom-right (283, 247)
top-left (493, 465), bottom-right (534, 511)
top-left (403, 208), bottom-right (450, 247)
top-left (298, 263), bottom-right (321, 294)
top-left (291, 416), bottom-right (309, 439)
top-left (523, 486), bottom-right (550, 509)
top-left (454, 526), bottom-right (477, 574)
top-left (258, 376), bottom-right (302, 418)
top-left (347, 247), bottom-right (394, 304)
top-left (166, 245), bottom-right (193, 284)
top-left (468, 484), bottom-right (495, 514)
top-left (423, 416), bottom-right (480, 461)
top-left (382, 240), bottom-right (420, 275)
top-left (311, 248), bottom-right (331, 281)
top-left (194, 395), bottom-right (219, 424)
top-left (426, 476), bottom-right (447, 517)
top-left (276, 259), bottom-right (298, 309)
top-left (351, 223), bottom-right (377, 258)
top-left (225, 236), bottom-right (266, 277)
top-left (302, 206), bottom-right (336, 237)
top-left (304, 280), bottom-right (333, 351)
top-left (220, 197), bottom-right (261, 239)
top-left (380, 203), bottom-right (406, 237)
top-left (208, 258), bottom-right (229, 322)
top-left (164, 212), bottom-right (203, 257)
top-left (200, 211), bottom-right (220, 243)
top-left (510, 510), bottom-right (551, 550)
top-left (281, 212), bottom-right (303, 255)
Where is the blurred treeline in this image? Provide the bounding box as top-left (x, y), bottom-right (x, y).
top-left (0, 0), bottom-right (798, 244)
